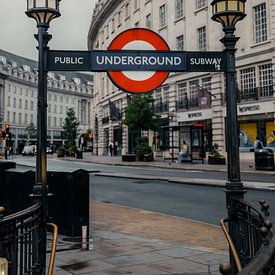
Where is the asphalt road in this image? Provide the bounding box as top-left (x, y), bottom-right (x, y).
top-left (91, 175), bottom-right (275, 225)
top-left (13, 155), bottom-right (275, 183)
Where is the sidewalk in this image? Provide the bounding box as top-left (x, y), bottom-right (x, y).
top-left (52, 201), bottom-right (228, 275)
top-left (47, 153), bottom-right (231, 274)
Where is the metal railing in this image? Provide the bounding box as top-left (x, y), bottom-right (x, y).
top-left (220, 199), bottom-right (274, 275)
top-left (0, 203), bottom-right (46, 274)
top-left (238, 86), bottom-right (274, 102)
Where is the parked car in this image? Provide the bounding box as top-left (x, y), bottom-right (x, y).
top-left (46, 146), bottom-right (53, 154)
top-left (22, 145), bottom-right (36, 156)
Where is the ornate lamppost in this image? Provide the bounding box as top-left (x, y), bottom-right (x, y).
top-left (211, 0), bottom-right (246, 272)
top-left (25, 1), bottom-right (61, 273)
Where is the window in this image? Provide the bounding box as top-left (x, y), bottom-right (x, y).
top-left (118, 11), bottom-right (121, 26)
top-left (31, 114), bottom-right (33, 124)
top-left (163, 86), bottom-right (169, 112)
top-left (7, 111), bottom-right (10, 122)
top-left (259, 64), bottom-right (273, 97)
top-left (19, 99), bottom-right (22, 109)
top-left (125, 3), bottom-right (129, 19)
top-left (198, 26), bottom-right (207, 51)
top-left (24, 114), bottom-right (28, 125)
top-left (202, 77), bottom-right (212, 93)
top-left (254, 3), bottom-right (267, 43)
top-left (175, 0), bottom-right (184, 19)
top-left (189, 80), bottom-right (199, 108)
top-left (25, 100), bottom-right (28, 110)
top-left (13, 98), bottom-right (16, 108)
top-left (31, 101), bottom-right (34, 111)
top-left (134, 0), bottom-right (139, 10)
top-left (196, 0), bottom-right (206, 10)
top-left (176, 35), bottom-right (184, 50)
top-left (7, 96), bottom-right (10, 107)
top-left (19, 113), bottom-right (22, 124)
top-left (146, 14), bottom-right (152, 29)
top-left (240, 67), bottom-right (256, 92)
top-left (111, 17), bottom-right (115, 33)
top-left (154, 88), bottom-right (162, 113)
top-left (177, 82), bottom-right (187, 110)
top-left (159, 4), bottom-right (166, 28)
top-left (48, 117), bottom-right (51, 127)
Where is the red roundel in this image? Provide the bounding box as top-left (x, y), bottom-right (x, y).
top-left (108, 28), bottom-right (170, 93)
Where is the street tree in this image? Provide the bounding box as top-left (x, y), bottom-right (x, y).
top-left (62, 108), bottom-right (79, 150)
top-left (25, 122), bottom-right (37, 144)
top-left (124, 94), bottom-right (159, 153)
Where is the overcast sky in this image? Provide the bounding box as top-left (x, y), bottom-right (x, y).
top-left (0, 0), bottom-right (96, 60)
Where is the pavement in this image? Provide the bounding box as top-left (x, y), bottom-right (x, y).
top-left (7, 152), bottom-right (275, 274)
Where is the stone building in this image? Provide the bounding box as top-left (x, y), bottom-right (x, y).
top-left (0, 49), bottom-right (93, 154)
top-left (88, 0), bottom-right (275, 156)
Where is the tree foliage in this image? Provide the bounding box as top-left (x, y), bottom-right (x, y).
top-left (62, 108), bottom-right (79, 148)
top-left (124, 94), bottom-right (159, 132)
top-left (25, 122), bottom-right (37, 142)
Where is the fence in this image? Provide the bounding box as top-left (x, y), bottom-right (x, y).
top-left (220, 199), bottom-right (275, 275)
top-left (0, 203), bottom-right (46, 275)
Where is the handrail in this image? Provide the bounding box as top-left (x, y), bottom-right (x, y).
top-left (220, 218), bottom-right (242, 272)
top-left (47, 223), bottom-right (58, 275)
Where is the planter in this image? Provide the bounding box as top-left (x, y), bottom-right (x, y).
top-left (122, 154), bottom-right (137, 162)
top-left (144, 152), bottom-right (154, 162)
top-left (208, 155), bottom-right (226, 165)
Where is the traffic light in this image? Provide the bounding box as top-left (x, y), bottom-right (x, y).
top-left (4, 124), bottom-right (11, 144)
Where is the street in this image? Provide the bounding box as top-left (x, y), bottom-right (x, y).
top-left (12, 155), bottom-right (275, 225)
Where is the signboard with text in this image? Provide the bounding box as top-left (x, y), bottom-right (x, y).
top-left (47, 28), bottom-right (227, 93)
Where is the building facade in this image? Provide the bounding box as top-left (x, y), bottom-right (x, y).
top-left (0, 49), bottom-right (93, 154)
top-left (88, 0), bottom-right (275, 156)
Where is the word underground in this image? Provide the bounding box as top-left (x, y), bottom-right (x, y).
top-left (96, 55), bottom-right (182, 66)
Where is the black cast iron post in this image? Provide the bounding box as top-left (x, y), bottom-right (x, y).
top-left (211, 0), bottom-right (247, 273)
top-left (222, 26), bottom-right (246, 273)
top-left (26, 1), bottom-right (61, 273)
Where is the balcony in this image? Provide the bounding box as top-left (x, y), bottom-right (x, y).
top-left (238, 86), bottom-right (274, 102)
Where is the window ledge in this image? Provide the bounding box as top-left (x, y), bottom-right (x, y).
top-left (133, 8), bottom-right (140, 14)
top-left (194, 6), bottom-right (208, 15)
top-left (250, 40), bottom-right (271, 48)
top-left (174, 16), bottom-right (185, 24)
top-left (159, 25), bottom-right (168, 32)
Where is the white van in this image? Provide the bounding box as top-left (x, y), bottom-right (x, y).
top-left (22, 145), bottom-right (36, 156)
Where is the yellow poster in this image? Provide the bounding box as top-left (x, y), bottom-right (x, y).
top-left (266, 121), bottom-right (275, 146)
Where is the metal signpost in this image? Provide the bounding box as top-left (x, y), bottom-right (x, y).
top-left (47, 28), bottom-right (227, 93)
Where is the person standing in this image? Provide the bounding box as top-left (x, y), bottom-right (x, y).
top-left (254, 136), bottom-right (263, 151)
top-left (108, 142), bottom-right (114, 156)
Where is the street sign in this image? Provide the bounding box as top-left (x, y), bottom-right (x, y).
top-left (91, 50), bottom-right (186, 72)
top-left (47, 29), bottom-right (228, 93)
top-left (48, 51), bottom-right (91, 71)
top-left (186, 52), bottom-right (227, 72)
top-left (107, 28), bottom-right (170, 93)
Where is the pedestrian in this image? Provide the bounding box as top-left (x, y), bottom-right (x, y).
top-left (254, 136), bottom-right (263, 151)
top-left (176, 140), bottom-right (189, 163)
top-left (108, 142), bottom-right (114, 156)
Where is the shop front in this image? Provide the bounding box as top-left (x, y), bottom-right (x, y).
top-left (238, 102), bottom-right (275, 151)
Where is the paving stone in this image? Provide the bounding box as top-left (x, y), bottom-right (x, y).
top-left (104, 251), bottom-right (172, 266)
top-left (156, 247), bottom-right (206, 258)
top-left (185, 252), bottom-right (228, 266)
top-left (148, 258), bottom-right (209, 273)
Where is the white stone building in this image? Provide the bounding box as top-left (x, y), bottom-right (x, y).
top-left (0, 49), bottom-right (93, 154)
top-left (88, 0), bottom-right (275, 157)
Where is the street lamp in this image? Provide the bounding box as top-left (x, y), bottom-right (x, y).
top-left (26, 1), bottom-right (61, 273)
top-left (211, 0), bottom-right (246, 273)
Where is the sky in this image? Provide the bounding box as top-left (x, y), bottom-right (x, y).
top-left (0, 0), bottom-right (96, 61)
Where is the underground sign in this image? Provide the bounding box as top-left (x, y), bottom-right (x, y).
top-left (107, 28), bottom-right (171, 93)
